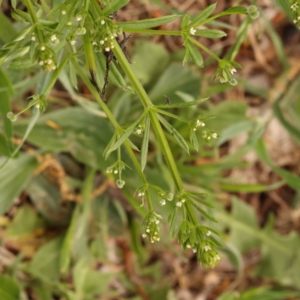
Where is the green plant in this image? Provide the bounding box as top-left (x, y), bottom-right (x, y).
top-left (0, 0), bottom-right (260, 272)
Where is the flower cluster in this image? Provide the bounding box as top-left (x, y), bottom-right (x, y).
top-left (175, 192), bottom-right (188, 208)
top-left (190, 117), bottom-right (218, 143)
top-left (37, 45), bottom-right (57, 72)
top-left (142, 211), bottom-right (162, 243)
top-left (134, 123), bottom-right (145, 135)
top-left (91, 18), bottom-right (120, 53)
top-left (202, 129), bottom-right (218, 142)
top-left (290, 1), bottom-right (300, 28)
top-left (198, 242), bottom-right (220, 269)
top-left (215, 59), bottom-right (241, 85)
top-left (28, 94), bottom-right (48, 113)
top-left (158, 191), bottom-right (173, 206)
top-left (247, 5), bottom-right (260, 20)
top-left (106, 160), bottom-right (128, 189)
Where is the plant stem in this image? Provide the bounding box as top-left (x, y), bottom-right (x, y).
top-left (188, 37), bottom-right (221, 62)
top-left (70, 58), bottom-right (153, 211)
top-left (25, 0), bottom-right (44, 43)
top-left (112, 40), bottom-right (183, 191)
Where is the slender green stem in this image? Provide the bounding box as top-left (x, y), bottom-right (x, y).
top-left (112, 40), bottom-right (183, 191)
top-left (70, 58), bottom-right (153, 210)
top-left (25, 0), bottom-right (44, 43)
top-left (122, 28), bottom-right (182, 36)
top-left (188, 37), bottom-right (221, 62)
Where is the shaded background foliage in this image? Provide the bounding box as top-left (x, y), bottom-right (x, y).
top-left (0, 0), bottom-right (300, 299)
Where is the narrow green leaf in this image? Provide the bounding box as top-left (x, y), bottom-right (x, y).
top-left (157, 97), bottom-right (208, 109)
top-left (11, 0), bottom-right (17, 9)
top-left (127, 139), bottom-right (140, 152)
top-left (189, 195), bottom-right (214, 208)
top-left (222, 6), bottom-right (248, 15)
top-left (220, 181), bottom-right (284, 192)
top-left (103, 132), bottom-right (117, 160)
top-left (273, 101), bottom-right (300, 145)
top-left (190, 130), bottom-right (198, 151)
top-left (102, 0), bottom-right (130, 15)
top-left (0, 276), bottom-right (20, 300)
top-left (158, 115), bottom-right (189, 154)
top-left (273, 167), bottom-right (300, 191)
top-left (195, 29), bottom-right (227, 39)
top-left (189, 3), bottom-right (217, 27)
top-left (183, 46), bottom-right (190, 65)
top-left (141, 116), bottom-right (150, 171)
top-left (69, 61), bottom-right (78, 90)
top-left (105, 125), bottom-right (136, 158)
top-left (119, 14), bottom-right (178, 29)
top-left (186, 40), bottom-right (203, 68)
top-left (180, 14), bottom-right (191, 29)
top-left (190, 201), bottom-right (218, 223)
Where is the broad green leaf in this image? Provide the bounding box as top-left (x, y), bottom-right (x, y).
top-left (149, 64), bottom-right (199, 103)
top-left (158, 115), bottom-right (189, 154)
top-left (141, 116), bottom-right (150, 171)
top-left (26, 174), bottom-right (73, 226)
top-left (189, 3), bottom-right (217, 27)
top-left (186, 40), bottom-right (203, 68)
top-left (0, 68), bottom-right (14, 155)
top-left (0, 154), bottom-right (38, 215)
top-left (119, 15), bottom-right (178, 29)
top-left (29, 236), bottom-right (64, 281)
top-left (195, 29), bottom-right (227, 39)
top-left (14, 108), bottom-right (117, 169)
top-left (102, 0), bottom-right (130, 15)
top-left (0, 13), bottom-right (18, 43)
top-left (131, 41), bottom-right (169, 85)
top-left (7, 205), bottom-right (46, 237)
top-left (217, 120), bottom-right (254, 146)
top-left (0, 276), bottom-right (20, 300)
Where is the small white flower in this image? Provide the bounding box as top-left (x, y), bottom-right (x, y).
top-left (114, 170), bottom-right (118, 174)
top-left (39, 61), bottom-right (44, 66)
top-left (50, 35), bottom-right (57, 41)
top-left (206, 231), bottom-right (212, 236)
top-left (71, 40), bottom-right (76, 45)
top-left (76, 15), bottom-right (82, 21)
top-left (106, 167), bottom-right (112, 173)
top-left (181, 198), bottom-right (186, 203)
top-left (47, 59), bottom-right (53, 64)
top-left (230, 68), bottom-right (237, 75)
top-left (40, 46), bottom-right (46, 51)
top-left (204, 245), bottom-right (211, 252)
top-left (101, 20), bottom-right (105, 25)
top-left (105, 47), bottom-right (110, 52)
top-left (161, 200), bottom-right (166, 206)
top-left (155, 220), bottom-right (159, 224)
top-left (100, 40), bottom-right (105, 45)
top-left (156, 238), bottom-right (160, 241)
top-left (142, 234), bottom-right (147, 238)
top-left (192, 249), bottom-right (197, 253)
top-left (176, 201), bottom-right (182, 207)
top-left (190, 27), bottom-right (196, 35)
top-left (136, 129), bottom-right (142, 134)
top-left (193, 128), bottom-right (197, 131)
top-left (31, 36), bottom-right (36, 41)
top-left (151, 240), bottom-right (154, 243)
top-left (187, 244), bottom-right (191, 249)
top-left (92, 41), bottom-right (97, 45)
top-left (212, 133), bottom-right (217, 139)
top-left (111, 45), bottom-right (115, 49)
top-left (36, 104), bottom-right (40, 108)
top-left (67, 22), bottom-right (72, 26)
top-left (146, 228), bottom-right (150, 233)
top-left (61, 10), bottom-right (66, 15)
